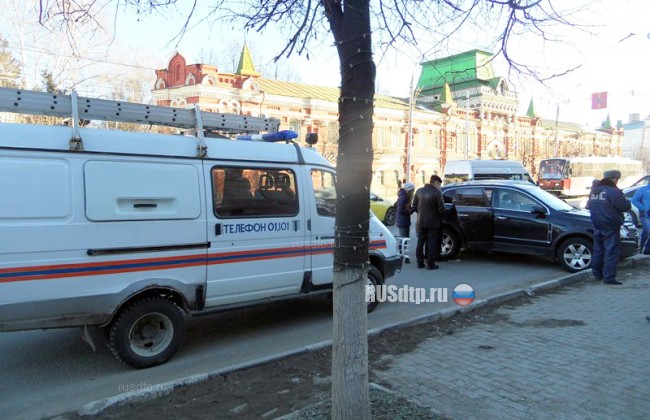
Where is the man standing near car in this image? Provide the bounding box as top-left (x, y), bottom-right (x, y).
top-left (412, 175), bottom-right (444, 270)
top-left (587, 169), bottom-right (631, 285)
top-left (631, 182), bottom-right (650, 255)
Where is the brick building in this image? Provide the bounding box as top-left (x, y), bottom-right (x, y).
top-left (152, 46), bottom-right (622, 197)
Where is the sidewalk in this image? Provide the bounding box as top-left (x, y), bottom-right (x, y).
top-left (70, 257), bottom-right (650, 420)
top-left (371, 257), bottom-right (650, 419)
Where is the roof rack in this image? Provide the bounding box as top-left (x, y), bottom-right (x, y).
top-left (0, 87), bottom-right (281, 156)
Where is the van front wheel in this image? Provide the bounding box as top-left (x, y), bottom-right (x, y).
top-left (367, 266), bottom-right (383, 313)
top-left (108, 297), bottom-right (186, 369)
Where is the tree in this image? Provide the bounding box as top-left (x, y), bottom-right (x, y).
top-left (37, 1), bottom-right (586, 418)
top-left (40, 69), bottom-right (65, 93)
top-left (0, 33), bottom-right (22, 88)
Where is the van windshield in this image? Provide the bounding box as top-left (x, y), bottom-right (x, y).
top-left (444, 173), bottom-right (469, 184)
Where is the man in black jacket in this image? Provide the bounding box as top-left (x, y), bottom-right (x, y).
top-left (412, 175), bottom-right (444, 270)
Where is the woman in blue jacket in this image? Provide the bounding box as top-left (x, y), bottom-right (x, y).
top-left (632, 183), bottom-right (650, 255)
top-left (395, 182), bottom-right (415, 238)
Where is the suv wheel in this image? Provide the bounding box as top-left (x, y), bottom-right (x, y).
top-left (558, 237), bottom-right (593, 272)
top-left (441, 229), bottom-right (460, 260)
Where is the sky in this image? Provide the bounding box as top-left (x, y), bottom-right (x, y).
top-left (4, 0), bottom-right (650, 130)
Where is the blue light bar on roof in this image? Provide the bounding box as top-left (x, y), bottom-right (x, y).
top-left (236, 130), bottom-right (298, 142)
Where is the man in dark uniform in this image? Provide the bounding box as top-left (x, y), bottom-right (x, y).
top-left (412, 175), bottom-right (444, 270)
top-left (586, 169), bottom-right (631, 285)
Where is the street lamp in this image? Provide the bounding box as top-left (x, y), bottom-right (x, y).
top-left (406, 71), bottom-right (423, 184)
top-left (465, 91), bottom-right (470, 159)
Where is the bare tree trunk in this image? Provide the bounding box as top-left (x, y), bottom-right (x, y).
top-left (332, 267), bottom-right (370, 419)
top-left (325, 0), bottom-right (375, 418)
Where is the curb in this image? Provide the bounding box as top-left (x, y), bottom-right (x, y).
top-left (75, 254), bottom-right (650, 417)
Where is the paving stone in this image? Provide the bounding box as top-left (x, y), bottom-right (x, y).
top-left (373, 262), bottom-right (650, 419)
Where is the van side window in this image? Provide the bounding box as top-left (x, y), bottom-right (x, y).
top-left (311, 170), bottom-right (336, 217)
top-left (212, 167), bottom-right (298, 218)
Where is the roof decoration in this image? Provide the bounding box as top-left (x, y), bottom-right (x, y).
top-left (432, 82), bottom-right (456, 112)
top-left (236, 43), bottom-right (261, 77)
top-left (526, 98), bottom-right (536, 117)
top-left (601, 114), bottom-right (612, 129)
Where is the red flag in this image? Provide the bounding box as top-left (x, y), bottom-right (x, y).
top-left (591, 92), bottom-right (607, 110)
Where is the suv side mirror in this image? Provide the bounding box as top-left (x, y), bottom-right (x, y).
top-left (531, 205), bottom-right (546, 216)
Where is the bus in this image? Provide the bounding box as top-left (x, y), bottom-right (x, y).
top-left (537, 157), bottom-right (645, 197)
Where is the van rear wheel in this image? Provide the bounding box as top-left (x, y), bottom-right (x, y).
top-left (108, 296), bottom-right (186, 369)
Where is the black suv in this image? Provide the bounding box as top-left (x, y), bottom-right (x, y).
top-left (440, 180), bottom-right (639, 272)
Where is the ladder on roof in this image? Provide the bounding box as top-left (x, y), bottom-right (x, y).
top-left (0, 87), bottom-right (280, 156)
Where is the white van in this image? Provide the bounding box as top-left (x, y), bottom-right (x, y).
top-left (0, 88), bottom-right (402, 368)
top-left (443, 159), bottom-right (534, 185)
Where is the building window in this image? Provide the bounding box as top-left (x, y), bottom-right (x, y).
top-left (376, 127), bottom-right (386, 148)
top-left (174, 64), bottom-right (182, 85)
top-left (390, 127), bottom-right (399, 147)
top-left (290, 119), bottom-right (301, 134)
top-left (411, 131), bottom-right (418, 149)
top-left (327, 122), bottom-right (339, 145)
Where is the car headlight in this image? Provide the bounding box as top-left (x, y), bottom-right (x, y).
top-left (620, 223), bottom-right (637, 239)
top-left (620, 226), bottom-right (631, 238)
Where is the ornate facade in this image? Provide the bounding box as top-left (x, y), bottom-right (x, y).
top-left (152, 47), bottom-right (623, 198)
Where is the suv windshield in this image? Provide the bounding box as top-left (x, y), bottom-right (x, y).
top-left (526, 186), bottom-right (574, 211)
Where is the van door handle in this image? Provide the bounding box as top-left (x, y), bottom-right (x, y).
top-left (495, 216), bottom-right (508, 221)
top-left (293, 220), bottom-right (299, 231)
top-left (458, 213), bottom-right (469, 218)
top-left (133, 203), bottom-right (157, 208)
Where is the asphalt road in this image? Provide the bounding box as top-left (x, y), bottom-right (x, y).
top-left (0, 245), bottom-right (570, 420)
